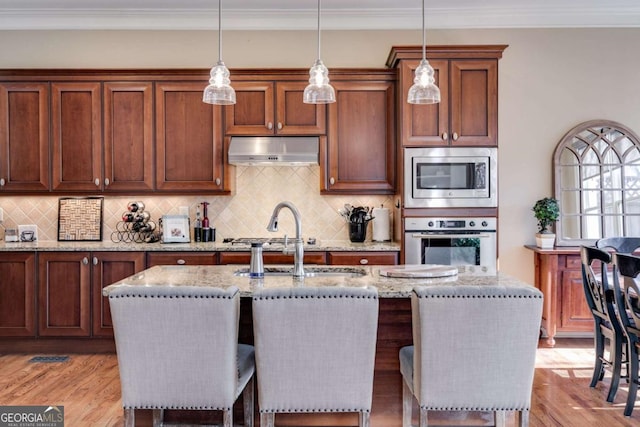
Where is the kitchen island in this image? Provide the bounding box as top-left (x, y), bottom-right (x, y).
top-left (103, 264), bottom-right (536, 427)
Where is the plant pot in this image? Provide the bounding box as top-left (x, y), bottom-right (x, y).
top-left (535, 233), bottom-right (556, 249)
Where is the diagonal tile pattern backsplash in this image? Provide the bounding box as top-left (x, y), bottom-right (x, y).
top-left (0, 166), bottom-right (394, 243)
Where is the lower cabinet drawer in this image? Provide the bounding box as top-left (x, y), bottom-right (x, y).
top-left (328, 251), bottom-right (399, 266)
top-left (146, 252), bottom-right (218, 266)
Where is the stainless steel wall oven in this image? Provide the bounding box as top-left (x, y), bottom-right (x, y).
top-left (404, 217), bottom-right (497, 270)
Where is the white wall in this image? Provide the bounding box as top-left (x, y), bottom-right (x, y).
top-left (2, 27), bottom-right (639, 284)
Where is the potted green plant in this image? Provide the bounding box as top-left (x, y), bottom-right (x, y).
top-left (532, 197), bottom-right (559, 249)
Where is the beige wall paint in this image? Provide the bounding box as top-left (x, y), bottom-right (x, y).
top-left (1, 28), bottom-right (639, 284)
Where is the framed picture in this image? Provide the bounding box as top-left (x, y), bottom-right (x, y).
top-left (161, 215), bottom-right (190, 243)
top-left (58, 197), bottom-right (104, 241)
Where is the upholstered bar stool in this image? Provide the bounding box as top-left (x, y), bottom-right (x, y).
top-left (252, 286), bottom-right (379, 427)
top-left (399, 285), bottom-right (543, 427)
top-left (108, 285), bottom-right (255, 427)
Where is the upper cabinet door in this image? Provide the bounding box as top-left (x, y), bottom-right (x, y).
top-left (225, 80), bottom-right (326, 135)
top-left (0, 83), bottom-right (50, 191)
top-left (399, 59), bottom-right (449, 146)
top-left (224, 81), bottom-right (275, 135)
top-left (103, 82), bottom-right (154, 192)
top-left (323, 80), bottom-right (395, 194)
top-left (275, 81), bottom-right (326, 135)
top-left (51, 82), bottom-right (103, 191)
top-left (449, 59), bottom-right (498, 146)
top-left (155, 82), bottom-right (226, 192)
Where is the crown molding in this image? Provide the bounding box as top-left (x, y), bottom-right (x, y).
top-left (0, 6), bottom-right (639, 31)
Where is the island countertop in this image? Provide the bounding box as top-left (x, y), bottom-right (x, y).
top-left (103, 264), bottom-right (533, 298)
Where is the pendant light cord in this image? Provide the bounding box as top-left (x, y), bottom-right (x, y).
top-left (218, 0), bottom-right (223, 62)
top-left (316, 0), bottom-right (321, 60)
top-left (421, 0), bottom-right (426, 61)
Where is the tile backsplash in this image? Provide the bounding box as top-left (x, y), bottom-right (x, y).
top-left (0, 166), bottom-right (395, 243)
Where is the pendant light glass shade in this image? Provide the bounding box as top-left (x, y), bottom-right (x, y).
top-left (303, 0), bottom-right (335, 104)
top-left (408, 58), bottom-right (440, 104)
top-left (203, 0), bottom-right (235, 105)
top-left (407, 0), bottom-right (440, 105)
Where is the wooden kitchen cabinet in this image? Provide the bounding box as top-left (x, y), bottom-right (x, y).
top-left (0, 83), bottom-right (50, 192)
top-left (146, 251), bottom-right (218, 267)
top-left (103, 82), bottom-right (154, 192)
top-left (38, 252), bottom-right (91, 336)
top-left (218, 251), bottom-right (327, 265)
top-left (0, 252), bottom-right (36, 336)
top-left (91, 251), bottom-right (145, 337)
top-left (322, 75), bottom-right (396, 194)
top-left (327, 251), bottom-right (399, 266)
top-left (387, 46), bottom-right (506, 147)
top-left (225, 80), bottom-right (326, 135)
top-left (38, 251), bottom-right (145, 337)
top-left (155, 82), bottom-right (228, 192)
top-left (51, 82), bottom-right (103, 192)
top-left (527, 246), bottom-right (593, 347)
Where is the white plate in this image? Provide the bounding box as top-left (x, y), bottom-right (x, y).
top-left (379, 264), bottom-right (458, 278)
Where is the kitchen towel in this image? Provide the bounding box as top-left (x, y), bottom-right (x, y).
top-left (372, 207), bottom-right (391, 242)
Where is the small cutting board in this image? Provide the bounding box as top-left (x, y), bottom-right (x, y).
top-left (379, 264), bottom-right (459, 278)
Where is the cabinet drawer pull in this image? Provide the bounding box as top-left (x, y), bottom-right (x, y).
top-left (330, 177), bottom-right (335, 185)
top-left (442, 132), bottom-right (448, 141)
top-left (267, 122), bottom-right (273, 130)
top-left (277, 122), bottom-right (283, 130)
top-left (452, 132), bottom-right (459, 141)
top-left (83, 257), bottom-right (89, 265)
top-left (359, 258), bottom-right (369, 265)
top-left (94, 178), bottom-right (100, 187)
top-left (177, 259), bottom-right (186, 265)
top-left (93, 257), bottom-right (98, 265)
top-left (0, 178), bottom-right (4, 186)
top-left (104, 178), bottom-right (110, 186)
top-left (215, 177), bottom-right (221, 186)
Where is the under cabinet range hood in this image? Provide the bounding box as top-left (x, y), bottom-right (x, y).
top-left (228, 136), bottom-right (319, 166)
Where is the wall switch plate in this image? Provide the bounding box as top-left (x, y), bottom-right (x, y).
top-left (0, 207), bottom-right (3, 222)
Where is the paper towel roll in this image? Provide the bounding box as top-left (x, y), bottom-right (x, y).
top-left (372, 207), bottom-right (391, 242)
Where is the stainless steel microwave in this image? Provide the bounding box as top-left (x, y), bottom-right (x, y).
top-left (404, 147), bottom-right (497, 208)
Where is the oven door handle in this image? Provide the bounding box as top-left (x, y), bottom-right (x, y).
top-left (411, 233), bottom-right (492, 239)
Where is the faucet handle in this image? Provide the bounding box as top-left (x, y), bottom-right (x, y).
top-left (282, 234), bottom-right (295, 255)
top-left (284, 234), bottom-right (288, 246)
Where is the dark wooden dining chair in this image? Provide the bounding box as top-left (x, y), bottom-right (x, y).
top-left (596, 237), bottom-right (640, 254)
top-left (580, 245), bottom-right (626, 402)
top-left (612, 252), bottom-right (640, 416)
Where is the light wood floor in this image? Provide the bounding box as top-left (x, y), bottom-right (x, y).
top-left (0, 339), bottom-right (638, 426)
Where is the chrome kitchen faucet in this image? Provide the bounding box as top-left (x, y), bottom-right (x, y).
top-left (267, 201), bottom-right (304, 278)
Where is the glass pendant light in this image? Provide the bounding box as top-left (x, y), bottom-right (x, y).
top-left (407, 0), bottom-right (440, 104)
top-left (203, 0), bottom-right (235, 105)
top-left (303, 0), bottom-right (336, 104)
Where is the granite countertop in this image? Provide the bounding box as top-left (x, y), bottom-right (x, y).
top-left (0, 239), bottom-right (400, 252)
top-left (102, 264), bottom-right (532, 298)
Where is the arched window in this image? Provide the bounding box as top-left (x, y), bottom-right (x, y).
top-left (554, 120), bottom-right (640, 246)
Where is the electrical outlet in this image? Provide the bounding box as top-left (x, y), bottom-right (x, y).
top-left (179, 206), bottom-right (189, 216)
top-left (0, 207), bottom-right (4, 223)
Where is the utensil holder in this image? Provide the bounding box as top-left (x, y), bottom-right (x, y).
top-left (349, 222), bottom-right (367, 243)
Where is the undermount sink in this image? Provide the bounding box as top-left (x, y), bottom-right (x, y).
top-left (233, 266), bottom-right (367, 278)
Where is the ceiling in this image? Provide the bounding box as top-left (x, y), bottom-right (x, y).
top-left (0, 0), bottom-right (639, 31)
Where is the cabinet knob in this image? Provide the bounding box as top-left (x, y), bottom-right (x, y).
top-left (277, 122), bottom-right (283, 130)
top-left (215, 178), bottom-right (221, 186)
top-left (452, 132), bottom-right (459, 141)
top-left (93, 256), bottom-right (98, 265)
top-left (83, 257), bottom-right (89, 265)
top-left (94, 178), bottom-right (100, 187)
top-left (442, 132), bottom-right (448, 141)
top-left (0, 178), bottom-right (5, 186)
top-left (104, 178), bottom-right (110, 186)
top-left (267, 122), bottom-right (273, 130)
top-left (359, 258), bottom-right (369, 265)
top-left (330, 177), bottom-right (335, 185)
top-left (177, 259), bottom-right (186, 265)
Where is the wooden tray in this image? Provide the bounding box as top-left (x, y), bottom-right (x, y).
top-left (379, 264), bottom-right (459, 278)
